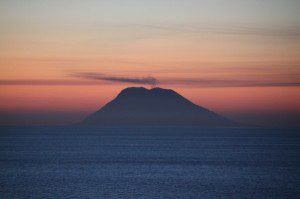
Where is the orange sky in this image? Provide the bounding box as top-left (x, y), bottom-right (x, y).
top-left (0, 0), bottom-right (300, 126)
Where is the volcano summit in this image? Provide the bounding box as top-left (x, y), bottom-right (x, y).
top-left (82, 87), bottom-right (236, 126)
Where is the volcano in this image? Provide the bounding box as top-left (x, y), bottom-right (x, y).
top-left (82, 87), bottom-right (236, 126)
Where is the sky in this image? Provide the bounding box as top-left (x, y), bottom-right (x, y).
top-left (0, 0), bottom-right (300, 126)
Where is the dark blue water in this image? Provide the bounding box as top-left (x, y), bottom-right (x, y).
top-left (1, 126), bottom-right (300, 198)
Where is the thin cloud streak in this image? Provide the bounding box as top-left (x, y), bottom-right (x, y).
top-left (1, 73), bottom-right (300, 88)
top-left (70, 72), bottom-right (158, 87)
top-left (160, 78), bottom-right (300, 87)
top-left (0, 79), bottom-right (99, 86)
top-left (99, 23), bottom-right (300, 38)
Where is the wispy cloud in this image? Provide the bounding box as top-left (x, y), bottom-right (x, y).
top-left (1, 73), bottom-right (299, 88)
top-left (97, 22), bottom-right (300, 38)
top-left (69, 72), bottom-right (158, 87)
top-left (70, 72), bottom-right (300, 87)
top-left (160, 78), bottom-right (300, 87)
top-left (137, 23), bottom-right (300, 37)
top-left (0, 79), bottom-right (98, 86)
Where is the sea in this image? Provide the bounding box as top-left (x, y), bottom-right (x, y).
top-left (0, 126), bottom-right (299, 198)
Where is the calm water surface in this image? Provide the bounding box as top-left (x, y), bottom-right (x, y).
top-left (0, 126), bottom-right (300, 198)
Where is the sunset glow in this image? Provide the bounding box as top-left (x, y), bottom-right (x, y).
top-left (0, 0), bottom-right (299, 126)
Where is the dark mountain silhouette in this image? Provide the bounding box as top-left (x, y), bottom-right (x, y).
top-left (82, 87), bottom-right (236, 126)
